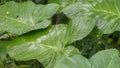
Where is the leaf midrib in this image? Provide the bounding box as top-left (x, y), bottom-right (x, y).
top-left (38, 43), bottom-right (61, 51)
top-left (0, 15), bottom-right (29, 25)
top-left (92, 9), bottom-right (120, 18)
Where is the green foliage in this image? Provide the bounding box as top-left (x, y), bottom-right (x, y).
top-left (0, 0), bottom-right (120, 68)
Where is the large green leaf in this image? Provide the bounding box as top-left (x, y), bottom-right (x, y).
top-left (63, 0), bottom-right (120, 34)
top-left (89, 0), bottom-right (120, 34)
top-left (89, 49), bottom-right (120, 68)
top-left (7, 25), bottom-right (67, 61)
top-left (67, 17), bottom-right (95, 43)
top-left (0, 1), bottom-right (59, 35)
top-left (62, 2), bottom-right (95, 43)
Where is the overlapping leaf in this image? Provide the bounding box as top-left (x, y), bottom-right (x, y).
top-left (89, 49), bottom-right (120, 68)
top-left (4, 15), bottom-right (95, 67)
top-left (62, 2), bottom-right (95, 43)
top-left (89, 0), bottom-right (120, 34)
top-left (0, 1), bottom-right (59, 35)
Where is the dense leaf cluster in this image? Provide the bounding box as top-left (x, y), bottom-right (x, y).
top-left (0, 0), bottom-right (120, 68)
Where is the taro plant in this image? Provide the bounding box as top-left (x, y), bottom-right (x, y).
top-left (0, 0), bottom-right (120, 68)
